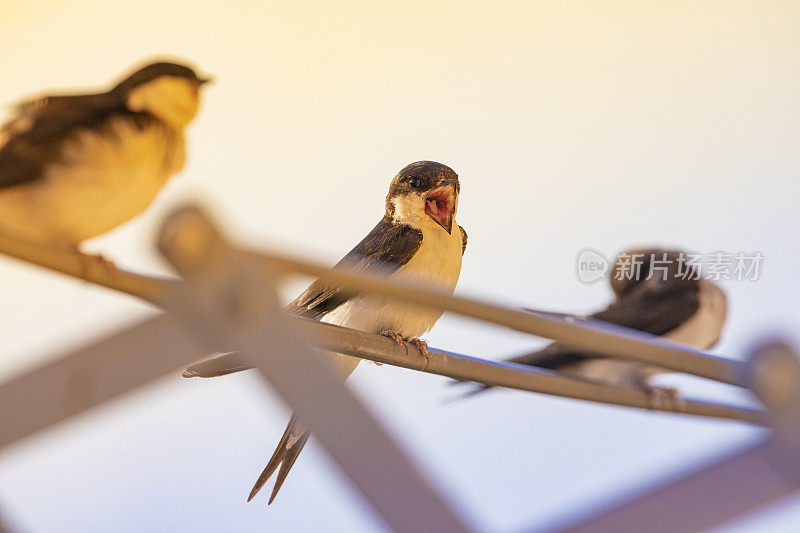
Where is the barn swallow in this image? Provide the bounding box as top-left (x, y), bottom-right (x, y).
top-left (0, 60), bottom-right (209, 266)
top-left (457, 248), bottom-right (727, 407)
top-left (245, 161), bottom-right (468, 504)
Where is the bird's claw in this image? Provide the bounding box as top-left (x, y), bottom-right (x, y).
top-left (80, 253), bottom-right (118, 280)
top-left (408, 338), bottom-right (429, 370)
top-left (379, 332), bottom-right (429, 370)
top-left (380, 330), bottom-right (406, 348)
top-left (379, 331), bottom-right (406, 365)
top-left (644, 385), bottom-right (684, 411)
top-left (64, 243), bottom-right (117, 280)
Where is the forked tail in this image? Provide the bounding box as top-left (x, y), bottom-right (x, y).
top-left (248, 414), bottom-right (311, 504)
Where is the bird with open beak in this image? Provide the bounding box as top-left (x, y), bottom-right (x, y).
top-left (231, 160), bottom-right (467, 504)
top-left (0, 60), bottom-right (210, 267)
top-left (456, 248), bottom-right (728, 408)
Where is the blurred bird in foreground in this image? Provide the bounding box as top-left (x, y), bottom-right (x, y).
top-left (200, 161), bottom-right (468, 504)
top-left (457, 248), bottom-right (727, 408)
top-left (0, 59), bottom-right (210, 268)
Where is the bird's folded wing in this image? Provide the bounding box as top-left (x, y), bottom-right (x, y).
top-left (0, 92), bottom-right (124, 188)
top-left (285, 216), bottom-right (423, 320)
top-left (184, 218), bottom-right (424, 377)
top-left (512, 277), bottom-right (701, 369)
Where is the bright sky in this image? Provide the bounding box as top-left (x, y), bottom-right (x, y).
top-left (1, 1), bottom-right (799, 531)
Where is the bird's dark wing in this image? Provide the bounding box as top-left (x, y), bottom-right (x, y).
top-left (0, 92), bottom-right (129, 188)
top-left (284, 216), bottom-right (423, 320)
top-left (511, 276), bottom-right (701, 370)
top-left (592, 277), bottom-right (700, 334)
top-left (459, 224), bottom-right (467, 255)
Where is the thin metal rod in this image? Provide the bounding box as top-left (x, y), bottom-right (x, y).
top-left (0, 231), bottom-right (177, 307)
top-left (251, 251), bottom-right (744, 386)
top-left (0, 308), bottom-right (764, 452)
top-left (184, 318), bottom-right (766, 425)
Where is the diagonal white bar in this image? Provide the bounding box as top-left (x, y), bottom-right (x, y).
top-left (545, 342), bottom-right (800, 533)
top-left (0, 314), bottom-right (206, 450)
top-left (158, 207), bottom-right (474, 533)
top-left (550, 438), bottom-right (800, 533)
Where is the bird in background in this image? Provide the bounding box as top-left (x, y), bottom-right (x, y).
top-left (0, 59), bottom-right (210, 269)
top-left (219, 161), bottom-right (467, 504)
top-left (456, 248), bottom-right (728, 407)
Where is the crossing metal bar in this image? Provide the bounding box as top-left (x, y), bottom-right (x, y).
top-left (0, 314), bottom-right (205, 450)
top-left (547, 342), bottom-right (800, 533)
top-left (157, 206), bottom-right (474, 532)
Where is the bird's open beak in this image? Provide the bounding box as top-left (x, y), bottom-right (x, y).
top-left (425, 178), bottom-right (457, 234)
top-left (198, 76), bottom-right (214, 86)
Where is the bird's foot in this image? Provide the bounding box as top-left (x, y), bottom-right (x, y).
top-left (380, 330), bottom-right (408, 353)
top-left (60, 242), bottom-right (118, 280)
top-left (380, 330), bottom-right (406, 345)
top-left (644, 385), bottom-right (684, 412)
top-left (408, 338), bottom-right (429, 370)
top-left (77, 252), bottom-right (118, 280)
top-left (379, 330), bottom-right (407, 365)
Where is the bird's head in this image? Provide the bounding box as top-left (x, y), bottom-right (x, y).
top-left (114, 61), bottom-right (211, 128)
top-left (610, 247), bottom-right (699, 296)
top-left (385, 161), bottom-right (460, 234)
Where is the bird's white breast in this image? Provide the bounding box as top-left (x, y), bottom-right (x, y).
top-left (662, 280), bottom-right (727, 349)
top-left (0, 117), bottom-right (184, 244)
top-left (321, 222), bottom-right (464, 339)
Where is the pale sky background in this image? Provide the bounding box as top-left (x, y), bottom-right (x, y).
top-left (1, 1), bottom-right (799, 531)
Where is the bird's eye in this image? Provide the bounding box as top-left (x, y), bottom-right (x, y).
top-left (408, 177), bottom-right (422, 189)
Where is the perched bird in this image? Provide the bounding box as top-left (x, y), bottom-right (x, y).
top-left (457, 248), bottom-right (727, 406)
top-left (0, 60), bottom-right (209, 265)
top-left (246, 161), bottom-right (468, 504)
